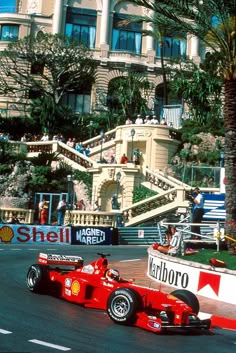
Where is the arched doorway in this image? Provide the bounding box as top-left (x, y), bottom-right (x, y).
top-left (100, 180), bottom-right (123, 211)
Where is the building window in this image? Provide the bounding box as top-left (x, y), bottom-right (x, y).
top-left (28, 89), bottom-right (41, 99)
top-left (31, 61), bottom-right (45, 75)
top-left (0, 24), bottom-right (19, 41)
top-left (0, 0), bottom-right (16, 13)
top-left (62, 93), bottom-right (91, 114)
top-left (156, 37), bottom-right (186, 58)
top-left (112, 14), bottom-right (142, 54)
top-left (65, 7), bottom-right (96, 49)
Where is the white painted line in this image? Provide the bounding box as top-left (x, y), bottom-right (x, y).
top-left (10, 248), bottom-right (22, 251)
top-left (120, 259), bottom-right (142, 262)
top-left (0, 328), bottom-right (12, 334)
top-left (29, 339), bottom-right (71, 351)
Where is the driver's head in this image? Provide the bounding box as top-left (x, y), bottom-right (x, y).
top-left (106, 268), bottom-right (120, 281)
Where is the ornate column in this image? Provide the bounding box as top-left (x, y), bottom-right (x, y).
top-left (52, 0), bottom-right (63, 34)
top-left (190, 35), bottom-right (200, 63)
top-left (100, 0), bottom-right (109, 45)
top-left (144, 9), bottom-right (155, 63)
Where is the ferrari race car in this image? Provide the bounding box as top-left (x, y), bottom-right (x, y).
top-left (26, 253), bottom-right (211, 333)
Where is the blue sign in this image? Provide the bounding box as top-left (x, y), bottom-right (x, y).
top-left (71, 226), bottom-right (117, 245)
top-left (0, 224), bottom-right (71, 244)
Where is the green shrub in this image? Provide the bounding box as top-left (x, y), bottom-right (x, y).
top-left (133, 185), bottom-right (158, 203)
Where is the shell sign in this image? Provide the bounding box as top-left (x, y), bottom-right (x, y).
top-left (71, 280), bottom-right (80, 295)
top-left (0, 226), bottom-right (14, 242)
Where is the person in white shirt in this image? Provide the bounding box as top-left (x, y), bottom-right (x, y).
top-left (135, 115), bottom-right (143, 124)
top-left (41, 133), bottom-right (49, 141)
top-left (151, 115), bottom-right (159, 124)
top-left (125, 117), bottom-right (133, 125)
top-left (57, 198), bottom-right (67, 226)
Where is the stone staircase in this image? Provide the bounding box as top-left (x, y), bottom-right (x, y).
top-left (11, 130), bottom-right (219, 227)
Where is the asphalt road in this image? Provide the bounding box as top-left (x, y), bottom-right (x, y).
top-left (0, 244), bottom-right (235, 353)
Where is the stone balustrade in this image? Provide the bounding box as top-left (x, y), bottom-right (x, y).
top-left (64, 210), bottom-right (118, 227)
top-left (0, 208), bottom-right (35, 224)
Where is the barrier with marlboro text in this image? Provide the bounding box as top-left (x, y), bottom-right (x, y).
top-left (148, 247), bottom-right (236, 305)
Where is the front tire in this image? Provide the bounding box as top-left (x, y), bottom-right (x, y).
top-left (26, 264), bottom-right (49, 294)
top-left (171, 289), bottom-right (199, 314)
top-left (107, 288), bottom-right (140, 325)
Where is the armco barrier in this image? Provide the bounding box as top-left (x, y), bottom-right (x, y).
top-left (0, 223), bottom-right (118, 246)
top-left (148, 247), bottom-right (236, 305)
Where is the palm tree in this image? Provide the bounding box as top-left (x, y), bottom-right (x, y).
top-left (129, 0), bottom-right (236, 240)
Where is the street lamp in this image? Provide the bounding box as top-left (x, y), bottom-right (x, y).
top-left (89, 120), bottom-right (93, 139)
top-left (112, 172), bottom-right (121, 210)
top-left (100, 129), bottom-right (105, 162)
top-left (130, 128), bottom-right (135, 162)
top-left (67, 174), bottom-right (72, 208)
top-left (220, 150), bottom-right (224, 168)
top-left (116, 171), bottom-right (121, 198)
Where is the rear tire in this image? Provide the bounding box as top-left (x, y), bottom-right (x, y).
top-left (26, 264), bottom-right (49, 294)
top-left (171, 289), bottom-right (199, 314)
top-left (107, 288), bottom-right (140, 325)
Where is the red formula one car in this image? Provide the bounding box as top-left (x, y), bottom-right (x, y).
top-left (26, 253), bottom-right (211, 333)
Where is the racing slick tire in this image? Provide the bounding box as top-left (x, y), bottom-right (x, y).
top-left (107, 288), bottom-right (140, 325)
top-left (171, 289), bottom-right (200, 314)
top-left (26, 264), bottom-right (49, 294)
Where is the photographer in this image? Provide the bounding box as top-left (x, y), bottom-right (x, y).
top-left (189, 187), bottom-right (204, 239)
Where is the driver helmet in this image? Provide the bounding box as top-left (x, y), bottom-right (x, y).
top-left (106, 268), bottom-right (120, 281)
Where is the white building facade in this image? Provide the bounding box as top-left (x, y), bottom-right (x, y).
top-left (0, 0), bottom-right (203, 119)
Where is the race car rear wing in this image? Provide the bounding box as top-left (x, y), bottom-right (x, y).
top-left (38, 253), bottom-right (84, 267)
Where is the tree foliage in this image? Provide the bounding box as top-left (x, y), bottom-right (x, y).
top-left (107, 72), bottom-right (154, 118)
top-left (170, 57), bottom-right (223, 125)
top-left (128, 0), bottom-right (236, 240)
top-left (0, 33), bottom-right (97, 134)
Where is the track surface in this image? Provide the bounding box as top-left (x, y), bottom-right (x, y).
top-left (0, 244), bottom-right (235, 353)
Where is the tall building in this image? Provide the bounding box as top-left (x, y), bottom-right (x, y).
top-left (0, 0), bottom-right (203, 121)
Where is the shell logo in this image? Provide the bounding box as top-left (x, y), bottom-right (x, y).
top-left (71, 280), bottom-right (80, 295)
top-left (0, 226), bottom-right (14, 243)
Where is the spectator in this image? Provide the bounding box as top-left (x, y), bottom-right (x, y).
top-left (151, 115), bottom-right (159, 124)
top-left (41, 132), bottom-right (49, 141)
top-left (75, 142), bottom-right (83, 153)
top-left (66, 138), bottom-right (75, 148)
top-left (77, 199), bottom-right (86, 210)
top-left (40, 203), bottom-right (49, 225)
top-left (160, 118), bottom-right (167, 125)
top-left (39, 199), bottom-right (46, 213)
top-left (57, 198), bottom-right (67, 226)
top-left (21, 133), bottom-right (28, 142)
top-left (8, 213), bottom-right (20, 224)
top-left (144, 115), bottom-right (150, 124)
top-left (120, 153), bottom-right (128, 164)
top-left (110, 155), bottom-right (117, 164)
top-left (125, 117), bottom-right (133, 125)
top-left (83, 146), bottom-right (91, 156)
top-left (52, 134), bottom-right (59, 141)
top-left (135, 115), bottom-right (143, 124)
top-left (190, 187), bottom-right (205, 239)
top-left (93, 201), bottom-right (100, 211)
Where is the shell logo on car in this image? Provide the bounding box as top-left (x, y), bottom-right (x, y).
top-left (71, 280), bottom-right (80, 295)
